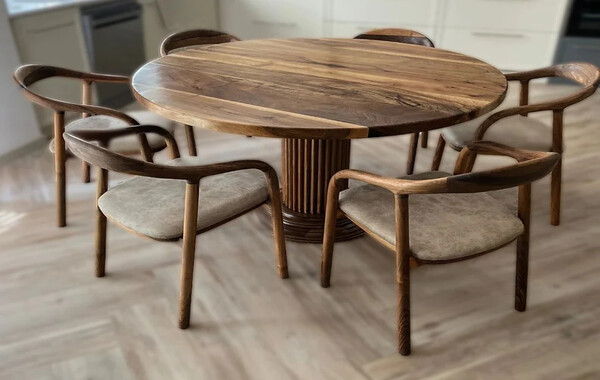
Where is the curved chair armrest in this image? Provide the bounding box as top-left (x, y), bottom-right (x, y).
top-left (328, 142), bottom-right (558, 198)
top-left (14, 65), bottom-right (134, 120)
top-left (331, 169), bottom-right (448, 195)
top-left (472, 86), bottom-right (595, 141)
top-left (14, 65), bottom-right (129, 86)
top-left (504, 67), bottom-right (557, 82)
top-left (68, 125), bottom-right (180, 159)
top-left (17, 84), bottom-right (139, 124)
top-left (65, 128), bottom-right (279, 183)
top-left (160, 29), bottom-right (241, 56)
top-left (501, 63), bottom-right (599, 123)
top-left (79, 72), bottom-right (130, 84)
top-left (505, 63), bottom-right (600, 87)
top-left (454, 141), bottom-right (551, 174)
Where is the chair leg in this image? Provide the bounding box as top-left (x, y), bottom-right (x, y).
top-left (431, 135), bottom-right (446, 171)
top-left (95, 167), bottom-right (108, 277)
top-left (395, 194), bottom-right (411, 355)
top-left (184, 125), bottom-right (198, 156)
top-left (406, 132), bottom-right (419, 175)
top-left (321, 181), bottom-right (340, 288)
top-left (515, 184), bottom-right (531, 312)
top-left (54, 112), bottom-right (67, 228)
top-left (420, 131), bottom-right (429, 148)
top-left (550, 159), bottom-right (562, 226)
top-left (179, 182), bottom-right (199, 329)
top-left (269, 197), bottom-right (288, 279)
top-left (82, 161), bottom-right (91, 183)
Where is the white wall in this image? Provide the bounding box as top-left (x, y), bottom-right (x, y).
top-left (0, 1), bottom-right (40, 157)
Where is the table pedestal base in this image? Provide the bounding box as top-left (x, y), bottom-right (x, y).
top-left (281, 207), bottom-right (363, 243)
top-left (280, 138), bottom-right (363, 243)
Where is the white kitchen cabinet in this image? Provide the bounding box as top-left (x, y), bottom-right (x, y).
top-left (217, 0), bottom-right (569, 71)
top-left (438, 0), bottom-right (569, 71)
top-left (11, 7), bottom-right (89, 136)
top-left (329, 0), bottom-right (438, 26)
top-left (439, 28), bottom-right (560, 71)
top-left (326, 0), bottom-right (439, 40)
top-left (443, 0), bottom-right (568, 33)
top-left (219, 0), bottom-right (324, 39)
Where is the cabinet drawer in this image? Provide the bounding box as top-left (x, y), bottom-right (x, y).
top-left (444, 0), bottom-right (568, 33)
top-left (220, 0), bottom-right (323, 38)
top-left (328, 22), bottom-right (435, 41)
top-left (330, 0), bottom-right (437, 25)
top-left (439, 28), bottom-right (558, 71)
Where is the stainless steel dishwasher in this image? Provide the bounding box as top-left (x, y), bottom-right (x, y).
top-left (81, 0), bottom-right (146, 108)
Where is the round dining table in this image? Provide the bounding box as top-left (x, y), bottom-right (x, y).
top-left (131, 38), bottom-right (508, 243)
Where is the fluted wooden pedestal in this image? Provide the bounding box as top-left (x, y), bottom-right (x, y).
top-left (280, 138), bottom-right (363, 243)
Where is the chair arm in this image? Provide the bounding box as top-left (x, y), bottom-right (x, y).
top-left (67, 125), bottom-right (180, 159)
top-left (454, 141), bottom-right (550, 175)
top-left (65, 129), bottom-right (278, 184)
top-left (189, 160), bottom-right (282, 203)
top-left (331, 169), bottom-right (448, 195)
top-left (80, 72), bottom-right (130, 84)
top-left (471, 89), bottom-right (591, 141)
top-left (504, 67), bottom-right (557, 82)
top-left (15, 64), bottom-right (129, 86)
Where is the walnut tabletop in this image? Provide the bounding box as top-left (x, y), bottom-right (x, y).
top-left (132, 38), bottom-right (507, 139)
top-left (131, 38), bottom-right (508, 243)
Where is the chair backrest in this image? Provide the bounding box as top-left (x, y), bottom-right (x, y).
top-left (160, 29), bottom-right (241, 56)
top-left (63, 126), bottom-right (272, 182)
top-left (490, 62), bottom-right (600, 128)
top-left (13, 64), bottom-right (133, 120)
top-left (354, 28), bottom-right (434, 48)
top-left (338, 142), bottom-right (560, 196)
top-left (445, 143), bottom-right (560, 194)
top-left (64, 125), bottom-right (183, 179)
top-left (432, 142), bottom-right (560, 194)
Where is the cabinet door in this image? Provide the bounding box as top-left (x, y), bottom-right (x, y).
top-left (11, 8), bottom-right (89, 135)
top-left (329, 0), bottom-right (438, 26)
top-left (220, 0), bottom-right (324, 39)
top-left (155, 0), bottom-right (218, 31)
top-left (444, 0), bottom-right (568, 33)
top-left (439, 28), bottom-right (559, 71)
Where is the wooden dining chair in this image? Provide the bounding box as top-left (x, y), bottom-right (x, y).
top-left (63, 125), bottom-right (288, 329)
top-left (14, 64), bottom-right (175, 228)
top-left (430, 63), bottom-right (600, 226)
top-left (321, 141), bottom-right (560, 355)
top-left (160, 29), bottom-right (241, 156)
top-left (354, 28), bottom-right (435, 175)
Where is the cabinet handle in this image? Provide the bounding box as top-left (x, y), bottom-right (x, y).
top-left (252, 20), bottom-right (298, 27)
top-left (29, 21), bottom-right (74, 34)
top-left (472, 32), bottom-right (525, 39)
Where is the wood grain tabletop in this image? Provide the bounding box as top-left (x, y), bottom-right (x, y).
top-left (132, 38), bottom-right (508, 139)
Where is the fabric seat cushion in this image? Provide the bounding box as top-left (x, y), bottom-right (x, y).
top-left (339, 171), bottom-right (524, 262)
top-left (441, 115), bottom-right (552, 152)
top-left (98, 157), bottom-right (269, 240)
top-left (50, 110), bottom-right (174, 154)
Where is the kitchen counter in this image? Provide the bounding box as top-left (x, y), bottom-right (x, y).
top-left (4, 0), bottom-right (113, 18)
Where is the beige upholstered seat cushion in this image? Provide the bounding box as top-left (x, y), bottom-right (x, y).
top-left (98, 157), bottom-right (269, 240)
top-left (339, 171), bottom-right (524, 262)
top-left (50, 111), bottom-right (174, 154)
top-left (441, 115), bottom-right (552, 151)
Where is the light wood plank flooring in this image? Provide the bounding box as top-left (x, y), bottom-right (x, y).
top-left (0, 83), bottom-right (599, 379)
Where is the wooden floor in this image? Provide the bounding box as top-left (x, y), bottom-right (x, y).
top-left (1, 83), bottom-right (599, 379)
